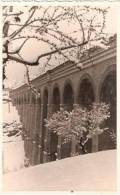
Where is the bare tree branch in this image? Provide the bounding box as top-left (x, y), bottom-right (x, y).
top-left (2, 6), bottom-right (109, 91)
top-left (87, 16), bottom-right (95, 41)
top-left (74, 8), bottom-right (85, 43)
top-left (3, 11), bottom-right (23, 17)
top-left (8, 38), bottom-right (29, 54)
top-left (10, 6), bottom-right (37, 39)
top-left (7, 40), bottom-right (88, 66)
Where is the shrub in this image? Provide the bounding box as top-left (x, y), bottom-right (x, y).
top-left (45, 102), bottom-right (110, 153)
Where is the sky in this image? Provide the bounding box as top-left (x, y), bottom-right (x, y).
top-left (4, 4), bottom-right (118, 89)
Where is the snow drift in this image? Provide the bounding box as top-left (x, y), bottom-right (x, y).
top-left (3, 150), bottom-right (116, 191)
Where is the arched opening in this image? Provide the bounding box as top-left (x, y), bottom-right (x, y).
top-left (61, 83), bottom-right (74, 159)
top-left (99, 72), bottom-right (116, 150)
top-left (63, 83), bottom-right (74, 111)
top-left (18, 97), bottom-right (21, 116)
top-left (78, 78), bottom-right (95, 153)
top-left (49, 87), bottom-right (60, 161)
top-left (78, 78), bottom-right (95, 107)
top-left (53, 87), bottom-right (60, 112)
top-left (43, 89), bottom-right (48, 119)
top-left (28, 93), bottom-right (36, 163)
top-left (33, 92), bottom-right (41, 165)
top-left (41, 89), bottom-right (48, 162)
top-left (26, 93), bottom-right (30, 104)
top-left (22, 94), bottom-right (27, 158)
top-left (23, 94), bottom-right (27, 104)
top-left (31, 93), bottom-right (36, 105)
top-left (24, 93), bottom-right (30, 160)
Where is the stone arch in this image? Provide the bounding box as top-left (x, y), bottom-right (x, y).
top-left (31, 89), bottom-right (41, 165)
top-left (36, 88), bottom-right (41, 104)
top-left (43, 88), bottom-right (48, 119)
top-left (78, 74), bottom-right (95, 107)
top-left (98, 69), bottom-right (116, 151)
top-left (63, 79), bottom-right (74, 111)
top-left (23, 93), bottom-right (26, 104)
top-left (41, 88), bottom-right (49, 160)
top-left (27, 91), bottom-right (30, 104)
top-left (98, 65), bottom-right (116, 101)
top-left (52, 83), bottom-right (60, 113)
top-left (31, 93), bottom-right (36, 104)
top-left (61, 80), bottom-right (74, 159)
top-left (22, 94), bottom-right (27, 128)
top-left (77, 74), bottom-right (95, 153)
top-left (18, 95), bottom-right (23, 123)
top-left (48, 84), bottom-right (60, 161)
top-left (17, 96), bottom-right (22, 108)
top-left (18, 96), bottom-right (20, 105)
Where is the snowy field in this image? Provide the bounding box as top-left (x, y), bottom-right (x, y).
top-left (3, 150), bottom-right (116, 191)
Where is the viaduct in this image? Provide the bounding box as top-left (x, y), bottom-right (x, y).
top-left (10, 37), bottom-right (116, 165)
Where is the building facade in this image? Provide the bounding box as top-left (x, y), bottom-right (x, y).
top-left (10, 37), bottom-right (116, 165)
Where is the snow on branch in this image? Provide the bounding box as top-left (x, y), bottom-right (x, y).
top-left (45, 103), bottom-right (110, 153)
top-left (3, 6), bottom-right (109, 65)
top-left (2, 6), bottom-right (110, 89)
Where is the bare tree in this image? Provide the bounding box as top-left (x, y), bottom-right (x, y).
top-left (2, 6), bottom-right (109, 92)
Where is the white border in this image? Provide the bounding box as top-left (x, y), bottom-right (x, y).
top-left (0, 1), bottom-right (120, 195)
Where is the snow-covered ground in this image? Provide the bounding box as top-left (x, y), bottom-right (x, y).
top-left (3, 150), bottom-right (116, 191)
top-left (3, 136), bottom-right (25, 173)
top-left (3, 93), bottom-right (25, 173)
